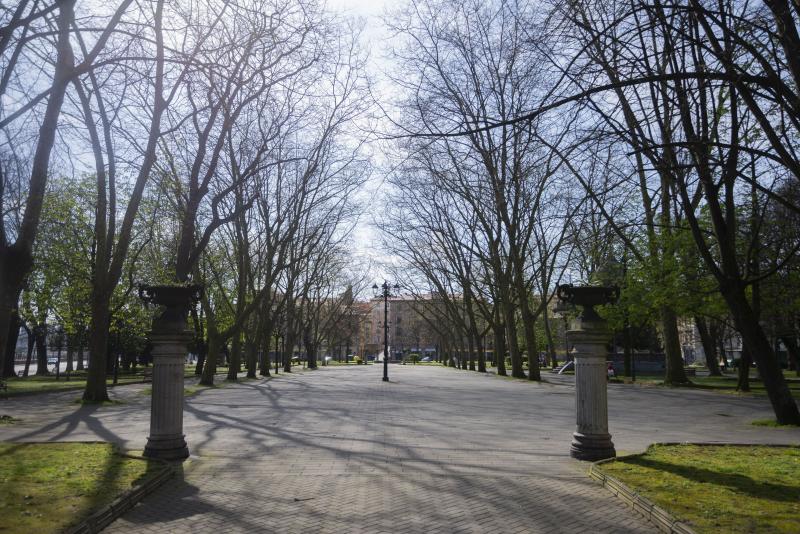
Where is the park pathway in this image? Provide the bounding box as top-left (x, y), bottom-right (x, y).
top-left (5, 365), bottom-right (799, 532)
top-left (109, 365), bottom-right (653, 533)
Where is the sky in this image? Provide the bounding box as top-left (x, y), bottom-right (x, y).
top-left (329, 0), bottom-right (397, 282)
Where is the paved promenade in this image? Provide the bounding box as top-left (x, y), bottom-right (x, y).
top-left (3, 365), bottom-right (799, 533)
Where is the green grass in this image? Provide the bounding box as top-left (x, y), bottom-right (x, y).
top-left (752, 419), bottom-right (800, 428)
top-left (616, 371), bottom-right (800, 398)
top-left (3, 366), bottom-right (199, 397)
top-left (0, 442), bottom-right (163, 534)
top-left (597, 444), bottom-right (800, 533)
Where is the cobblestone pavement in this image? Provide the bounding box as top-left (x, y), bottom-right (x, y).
top-left (4, 365), bottom-right (799, 533)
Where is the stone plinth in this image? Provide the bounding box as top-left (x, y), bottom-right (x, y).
top-left (144, 330), bottom-right (192, 460)
top-left (569, 317), bottom-right (616, 461)
top-left (139, 284), bottom-right (201, 461)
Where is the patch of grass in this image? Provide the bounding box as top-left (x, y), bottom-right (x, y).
top-left (620, 371), bottom-right (800, 398)
top-left (0, 442), bottom-right (162, 534)
top-left (752, 419), bottom-right (800, 428)
top-left (5, 366), bottom-right (200, 398)
top-left (597, 444), bottom-right (800, 533)
top-left (0, 415), bottom-right (20, 424)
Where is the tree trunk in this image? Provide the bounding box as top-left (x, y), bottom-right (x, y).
top-left (660, 306), bottom-right (689, 385)
top-left (695, 316), bottom-right (722, 376)
top-left (726, 287), bottom-right (799, 423)
top-left (23, 330), bottom-right (34, 378)
top-left (200, 334), bottom-right (221, 386)
top-left (227, 334), bottom-right (242, 381)
top-left (0, 1), bottom-right (75, 381)
top-left (83, 295), bottom-right (110, 401)
top-left (0, 283), bottom-right (22, 380)
top-left (714, 322), bottom-right (728, 371)
top-left (780, 335), bottom-right (800, 377)
top-left (2, 312), bottom-right (18, 378)
top-left (66, 336), bottom-right (74, 373)
top-left (307, 341), bottom-right (317, 369)
top-left (737, 340), bottom-right (751, 392)
top-left (283, 332), bottom-right (295, 372)
top-left (527, 322), bottom-right (539, 381)
top-left (475, 332), bottom-right (486, 373)
top-left (35, 323), bottom-right (48, 376)
top-left (75, 329), bottom-right (85, 370)
top-left (502, 301), bottom-right (524, 378)
top-left (494, 322), bottom-right (507, 376)
top-left (245, 337), bottom-right (257, 379)
top-left (543, 306), bottom-right (557, 369)
top-left (467, 334), bottom-right (475, 371)
top-left (195, 340), bottom-right (206, 376)
top-left (258, 331), bottom-right (271, 377)
top-left (512, 263), bottom-right (541, 381)
top-left (623, 318), bottom-right (632, 377)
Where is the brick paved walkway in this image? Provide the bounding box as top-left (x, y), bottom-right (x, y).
top-left (4, 365), bottom-right (799, 533)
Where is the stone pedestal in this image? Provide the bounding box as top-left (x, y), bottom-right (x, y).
top-left (144, 330), bottom-right (192, 460)
top-left (569, 318), bottom-right (616, 461)
top-left (139, 284), bottom-right (201, 461)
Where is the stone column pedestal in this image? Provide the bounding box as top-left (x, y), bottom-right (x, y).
top-left (144, 330), bottom-right (192, 460)
top-left (569, 318), bottom-right (616, 461)
top-left (139, 284), bottom-right (201, 462)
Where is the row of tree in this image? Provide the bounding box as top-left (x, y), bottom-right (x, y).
top-left (382, 0), bottom-right (800, 424)
top-left (0, 0), bottom-right (370, 400)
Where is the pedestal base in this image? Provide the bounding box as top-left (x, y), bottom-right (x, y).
top-left (570, 431), bottom-right (615, 461)
top-left (144, 434), bottom-right (189, 461)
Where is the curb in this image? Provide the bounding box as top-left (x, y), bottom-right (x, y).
top-left (64, 453), bottom-right (175, 534)
top-left (588, 458), bottom-right (695, 534)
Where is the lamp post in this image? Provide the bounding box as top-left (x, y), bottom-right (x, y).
top-left (372, 281), bottom-right (399, 382)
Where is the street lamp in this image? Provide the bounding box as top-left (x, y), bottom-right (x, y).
top-left (372, 281), bottom-right (399, 382)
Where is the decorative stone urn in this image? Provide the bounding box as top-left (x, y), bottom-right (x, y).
top-left (138, 283), bottom-right (203, 461)
top-left (556, 284), bottom-right (619, 461)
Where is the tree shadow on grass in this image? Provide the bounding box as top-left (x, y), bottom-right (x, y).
top-left (619, 456), bottom-right (800, 503)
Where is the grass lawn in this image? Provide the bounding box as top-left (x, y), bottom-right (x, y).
top-left (611, 370), bottom-right (800, 398)
top-left (597, 444), bottom-right (800, 533)
top-left (0, 442), bottom-right (163, 534)
top-left (3, 366), bottom-right (199, 397)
